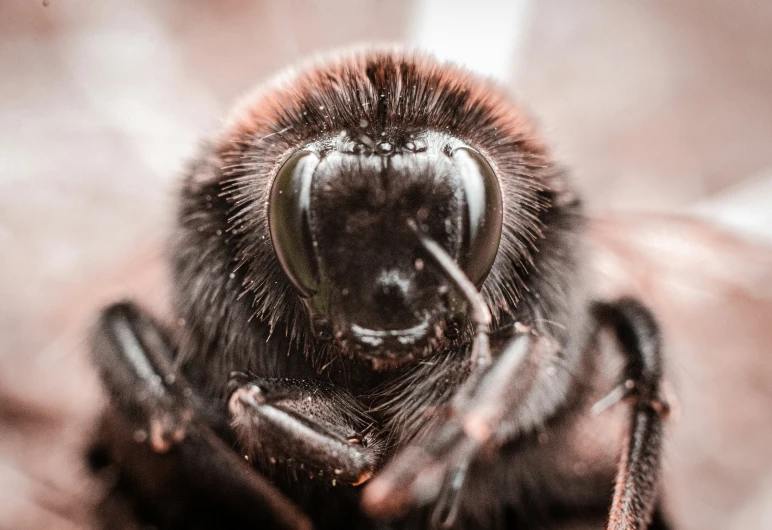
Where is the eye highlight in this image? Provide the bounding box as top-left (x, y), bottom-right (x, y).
top-left (268, 150), bottom-right (320, 298)
top-left (451, 147), bottom-right (503, 286)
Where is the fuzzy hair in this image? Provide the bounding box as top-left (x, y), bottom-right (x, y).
top-left (168, 49), bottom-right (589, 451)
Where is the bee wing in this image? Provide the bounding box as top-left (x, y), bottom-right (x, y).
top-left (589, 213), bottom-right (772, 530)
top-left (589, 213), bottom-right (772, 303)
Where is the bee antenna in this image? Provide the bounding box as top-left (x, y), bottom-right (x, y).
top-left (407, 219), bottom-right (492, 369)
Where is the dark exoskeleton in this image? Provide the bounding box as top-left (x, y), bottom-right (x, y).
top-left (88, 50), bottom-right (672, 529)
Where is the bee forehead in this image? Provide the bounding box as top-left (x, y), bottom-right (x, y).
top-left (331, 129), bottom-right (466, 155)
top-left (310, 150), bottom-right (458, 213)
top-left (305, 130), bottom-right (467, 200)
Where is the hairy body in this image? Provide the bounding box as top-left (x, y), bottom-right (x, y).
top-left (88, 49), bottom-right (667, 529)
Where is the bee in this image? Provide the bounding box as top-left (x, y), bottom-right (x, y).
top-left (89, 49), bottom-right (672, 529)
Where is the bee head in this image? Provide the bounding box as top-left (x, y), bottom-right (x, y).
top-left (269, 131), bottom-right (502, 363)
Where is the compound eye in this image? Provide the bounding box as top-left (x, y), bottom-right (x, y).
top-left (268, 150), bottom-right (320, 298)
top-left (451, 147), bottom-right (503, 286)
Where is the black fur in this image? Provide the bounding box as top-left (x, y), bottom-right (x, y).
top-left (90, 49), bottom-right (669, 529)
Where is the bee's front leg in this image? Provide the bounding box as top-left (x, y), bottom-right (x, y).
top-left (91, 302), bottom-right (311, 530)
top-left (227, 375), bottom-right (382, 487)
top-left (362, 328), bottom-right (559, 527)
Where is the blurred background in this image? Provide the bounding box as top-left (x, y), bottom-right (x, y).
top-left (1, 1), bottom-right (771, 529)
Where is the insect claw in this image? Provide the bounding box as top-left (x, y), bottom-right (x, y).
top-left (592, 378), bottom-right (673, 419)
top-left (648, 397), bottom-right (671, 419)
top-left (149, 417), bottom-right (173, 453)
top-left (461, 414), bottom-right (492, 443)
top-left (229, 384), bottom-right (267, 413)
top-left (431, 456), bottom-right (471, 530)
top-left (590, 380), bottom-right (634, 416)
top-left (361, 477), bottom-right (412, 518)
top-left (352, 471), bottom-right (372, 486)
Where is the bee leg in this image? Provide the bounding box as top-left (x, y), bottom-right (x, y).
top-left (228, 375), bottom-right (382, 486)
top-left (92, 302), bottom-right (194, 453)
top-left (593, 298), bottom-right (669, 530)
top-left (91, 302), bottom-right (311, 530)
top-left (363, 331), bottom-right (558, 524)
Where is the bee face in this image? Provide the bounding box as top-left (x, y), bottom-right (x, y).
top-left (269, 131), bottom-right (502, 361)
top-left (196, 50), bottom-right (578, 376)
